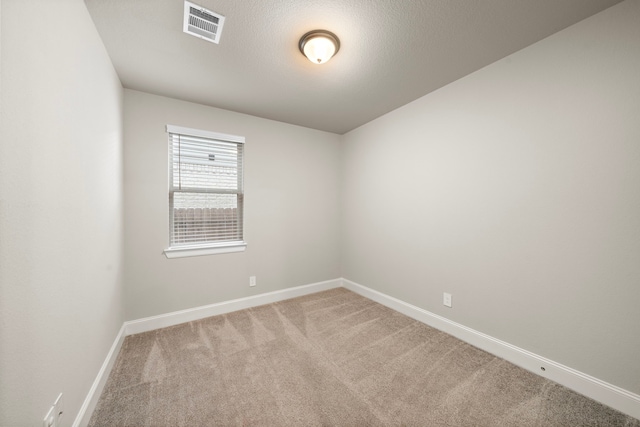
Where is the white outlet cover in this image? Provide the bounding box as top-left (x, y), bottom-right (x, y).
top-left (54, 393), bottom-right (63, 424)
top-left (43, 393), bottom-right (63, 427)
top-left (443, 292), bottom-right (452, 308)
top-left (43, 407), bottom-right (55, 427)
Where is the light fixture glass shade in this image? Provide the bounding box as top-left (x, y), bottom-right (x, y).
top-left (299, 30), bottom-right (340, 64)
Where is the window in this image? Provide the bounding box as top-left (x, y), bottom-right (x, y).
top-left (164, 125), bottom-right (246, 258)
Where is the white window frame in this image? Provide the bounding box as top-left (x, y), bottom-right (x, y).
top-left (163, 125), bottom-right (246, 258)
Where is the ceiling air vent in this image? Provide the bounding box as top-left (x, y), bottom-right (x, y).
top-left (183, 1), bottom-right (225, 44)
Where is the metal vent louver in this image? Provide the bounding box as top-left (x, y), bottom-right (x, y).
top-left (183, 1), bottom-right (225, 44)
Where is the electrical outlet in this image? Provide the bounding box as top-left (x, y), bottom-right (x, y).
top-left (43, 393), bottom-right (63, 427)
top-left (443, 292), bottom-right (452, 308)
top-left (43, 406), bottom-right (55, 427)
top-left (249, 276), bottom-right (256, 287)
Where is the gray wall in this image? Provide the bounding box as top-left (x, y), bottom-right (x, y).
top-left (0, 0), bottom-right (124, 426)
top-left (342, 0), bottom-right (640, 395)
top-left (123, 90), bottom-right (341, 320)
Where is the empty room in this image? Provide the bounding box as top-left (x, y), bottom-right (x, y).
top-left (1, 0), bottom-right (639, 425)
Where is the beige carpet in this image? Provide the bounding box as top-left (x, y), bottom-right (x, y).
top-left (89, 288), bottom-right (640, 426)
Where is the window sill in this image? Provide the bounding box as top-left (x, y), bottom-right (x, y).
top-left (164, 242), bottom-right (247, 259)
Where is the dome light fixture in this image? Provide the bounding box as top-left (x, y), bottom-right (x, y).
top-left (299, 30), bottom-right (340, 65)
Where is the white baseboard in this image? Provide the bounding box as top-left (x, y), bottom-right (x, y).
top-left (341, 278), bottom-right (640, 420)
top-left (124, 278), bottom-right (342, 336)
top-left (72, 324), bottom-right (127, 427)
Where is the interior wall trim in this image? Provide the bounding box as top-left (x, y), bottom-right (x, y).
top-left (341, 278), bottom-right (640, 420)
top-left (72, 324), bottom-right (127, 427)
top-left (124, 278), bottom-right (342, 336)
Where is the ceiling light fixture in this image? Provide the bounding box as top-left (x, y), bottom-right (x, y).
top-left (299, 30), bottom-right (340, 65)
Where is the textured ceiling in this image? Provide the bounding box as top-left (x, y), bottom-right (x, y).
top-left (85, 0), bottom-right (622, 134)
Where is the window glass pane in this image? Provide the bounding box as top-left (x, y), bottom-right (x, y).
top-left (171, 193), bottom-right (242, 244)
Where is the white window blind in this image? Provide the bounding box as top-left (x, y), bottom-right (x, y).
top-left (167, 125), bottom-right (245, 249)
